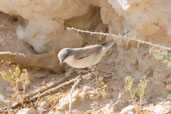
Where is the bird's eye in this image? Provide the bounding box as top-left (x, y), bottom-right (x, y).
top-left (61, 53), bottom-right (68, 62)
top-left (64, 53), bottom-right (69, 59)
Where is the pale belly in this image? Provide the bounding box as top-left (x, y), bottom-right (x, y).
top-left (64, 55), bottom-right (103, 68)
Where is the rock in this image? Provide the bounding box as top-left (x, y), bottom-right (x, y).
top-left (38, 100), bottom-right (50, 109)
top-left (6, 86), bottom-right (13, 92)
top-left (143, 101), bottom-right (171, 114)
top-left (56, 90), bottom-right (80, 110)
top-left (119, 105), bottom-right (134, 114)
top-left (0, 0), bottom-right (90, 53)
top-left (105, 0), bottom-right (171, 47)
top-left (16, 107), bottom-right (38, 114)
top-left (0, 94), bottom-right (5, 102)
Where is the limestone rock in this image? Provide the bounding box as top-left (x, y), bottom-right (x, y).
top-left (16, 107), bottom-right (38, 114)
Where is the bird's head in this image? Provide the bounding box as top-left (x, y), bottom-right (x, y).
top-left (58, 48), bottom-right (71, 65)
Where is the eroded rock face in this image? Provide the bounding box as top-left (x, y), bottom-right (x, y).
top-left (0, 0), bottom-right (93, 52)
top-left (106, 0), bottom-right (171, 46)
top-left (0, 0), bottom-right (171, 52)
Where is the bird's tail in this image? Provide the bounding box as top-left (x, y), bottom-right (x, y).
top-left (101, 40), bottom-right (115, 52)
top-left (101, 31), bottom-right (129, 53)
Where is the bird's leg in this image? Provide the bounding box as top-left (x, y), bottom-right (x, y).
top-left (90, 65), bottom-right (96, 72)
top-left (76, 68), bottom-right (90, 75)
top-left (89, 65), bottom-right (102, 87)
top-left (89, 65), bottom-right (97, 76)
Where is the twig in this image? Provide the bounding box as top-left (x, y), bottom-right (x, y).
top-left (67, 27), bottom-right (171, 50)
top-left (9, 75), bottom-right (70, 108)
top-left (69, 75), bottom-right (82, 114)
top-left (0, 50), bottom-right (62, 73)
top-left (28, 75), bottom-right (81, 102)
top-left (26, 75), bottom-right (70, 99)
top-left (114, 93), bottom-right (123, 105)
top-left (1, 75), bottom-right (78, 111)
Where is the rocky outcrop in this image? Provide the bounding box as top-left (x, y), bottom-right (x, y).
top-left (0, 0), bottom-right (170, 52)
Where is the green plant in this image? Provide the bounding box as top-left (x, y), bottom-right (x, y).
top-left (124, 76), bottom-right (148, 113)
top-left (149, 48), bottom-right (171, 67)
top-left (167, 84), bottom-right (171, 100)
top-left (0, 67), bottom-right (29, 106)
top-left (149, 48), bottom-right (171, 100)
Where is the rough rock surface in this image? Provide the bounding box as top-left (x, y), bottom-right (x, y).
top-left (0, 0), bottom-right (170, 52)
top-left (107, 0), bottom-right (171, 47)
top-left (0, 0), bottom-right (90, 52)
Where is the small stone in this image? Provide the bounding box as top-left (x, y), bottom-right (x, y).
top-left (16, 107), bottom-right (38, 114)
top-left (120, 105), bottom-right (134, 114)
top-left (6, 87), bottom-right (13, 92)
top-left (0, 94), bottom-right (5, 102)
top-left (38, 100), bottom-right (50, 108)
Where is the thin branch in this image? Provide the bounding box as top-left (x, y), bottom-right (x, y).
top-left (0, 50), bottom-right (62, 73)
top-left (1, 75), bottom-right (79, 110)
top-left (28, 75), bottom-right (81, 102)
top-left (69, 75), bottom-right (82, 114)
top-left (67, 27), bottom-right (171, 50)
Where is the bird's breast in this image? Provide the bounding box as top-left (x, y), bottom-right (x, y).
top-left (64, 54), bottom-right (102, 68)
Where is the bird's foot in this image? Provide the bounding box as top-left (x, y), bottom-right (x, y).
top-left (88, 71), bottom-right (104, 87)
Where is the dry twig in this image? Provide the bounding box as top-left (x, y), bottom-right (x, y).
top-left (0, 50), bottom-right (62, 73)
top-left (28, 75), bottom-right (81, 101)
top-left (0, 75), bottom-right (80, 111)
top-left (67, 27), bottom-right (171, 50)
top-left (69, 75), bottom-right (82, 114)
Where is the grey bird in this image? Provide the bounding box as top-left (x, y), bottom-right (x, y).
top-left (57, 40), bottom-right (115, 69)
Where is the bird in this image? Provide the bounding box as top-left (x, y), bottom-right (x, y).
top-left (57, 39), bottom-right (116, 69)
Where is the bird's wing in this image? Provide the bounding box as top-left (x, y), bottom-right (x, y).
top-left (72, 40), bottom-right (115, 59)
top-left (73, 44), bottom-right (101, 59)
